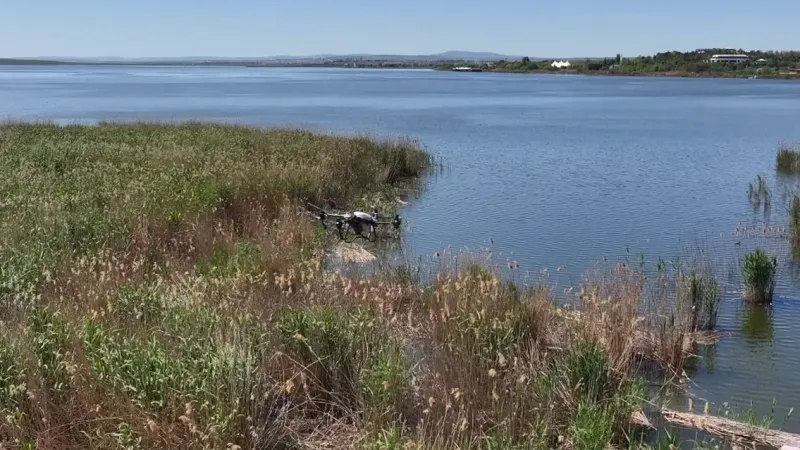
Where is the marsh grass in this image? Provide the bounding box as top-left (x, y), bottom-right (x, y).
top-left (776, 143), bottom-right (800, 173)
top-left (743, 249), bottom-right (777, 304)
top-left (0, 122), bottom-right (702, 449)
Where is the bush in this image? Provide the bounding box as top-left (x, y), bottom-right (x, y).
top-left (743, 249), bottom-right (777, 304)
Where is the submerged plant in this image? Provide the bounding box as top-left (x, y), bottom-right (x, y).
top-left (743, 249), bottom-right (777, 304)
top-left (747, 175), bottom-right (771, 213)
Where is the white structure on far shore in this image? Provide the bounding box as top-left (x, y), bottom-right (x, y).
top-left (551, 60), bottom-right (571, 69)
top-left (709, 54), bottom-right (749, 63)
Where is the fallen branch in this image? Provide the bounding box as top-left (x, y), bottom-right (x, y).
top-left (661, 409), bottom-right (800, 449)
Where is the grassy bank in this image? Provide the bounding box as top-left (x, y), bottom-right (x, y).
top-left (0, 122), bottom-right (711, 449)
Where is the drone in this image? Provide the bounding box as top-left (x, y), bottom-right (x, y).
top-left (307, 203), bottom-right (402, 242)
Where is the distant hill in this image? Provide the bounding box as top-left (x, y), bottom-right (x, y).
top-left (432, 51), bottom-right (519, 60)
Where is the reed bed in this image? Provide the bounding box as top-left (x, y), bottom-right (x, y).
top-left (742, 249), bottom-right (777, 304)
top-left (776, 143), bottom-right (800, 174)
top-left (0, 122), bottom-right (713, 449)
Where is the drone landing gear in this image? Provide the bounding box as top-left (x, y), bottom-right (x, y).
top-left (337, 220), bottom-right (377, 243)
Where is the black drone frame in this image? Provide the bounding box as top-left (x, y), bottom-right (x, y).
top-left (308, 204), bottom-right (402, 242)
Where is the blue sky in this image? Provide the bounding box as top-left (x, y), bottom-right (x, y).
top-left (2, 0), bottom-right (798, 58)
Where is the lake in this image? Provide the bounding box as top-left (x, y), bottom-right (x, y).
top-left (3, 65), bottom-right (800, 432)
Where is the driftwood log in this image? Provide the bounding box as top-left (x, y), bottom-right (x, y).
top-left (661, 409), bottom-right (800, 449)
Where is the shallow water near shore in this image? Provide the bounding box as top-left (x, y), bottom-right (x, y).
top-left (4, 64), bottom-right (800, 435)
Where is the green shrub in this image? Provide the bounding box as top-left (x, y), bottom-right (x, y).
top-left (743, 249), bottom-right (777, 304)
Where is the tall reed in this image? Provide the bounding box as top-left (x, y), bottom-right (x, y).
top-left (790, 195), bottom-right (800, 258)
top-left (743, 249), bottom-right (777, 304)
top-left (680, 272), bottom-right (720, 331)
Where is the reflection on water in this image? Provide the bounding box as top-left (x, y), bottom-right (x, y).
top-left (740, 304), bottom-right (775, 344)
top-left (698, 343), bottom-right (719, 374)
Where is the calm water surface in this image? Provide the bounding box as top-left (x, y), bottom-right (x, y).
top-left (3, 65), bottom-right (800, 432)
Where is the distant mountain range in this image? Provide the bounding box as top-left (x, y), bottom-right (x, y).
top-left (11, 51), bottom-right (528, 64)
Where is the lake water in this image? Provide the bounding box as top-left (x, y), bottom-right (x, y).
top-left (3, 65), bottom-right (800, 433)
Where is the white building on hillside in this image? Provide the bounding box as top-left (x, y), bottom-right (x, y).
top-left (709, 54), bottom-right (749, 63)
top-left (551, 60), bottom-right (571, 69)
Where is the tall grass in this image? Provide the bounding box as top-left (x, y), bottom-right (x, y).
top-left (776, 143), bottom-right (800, 173)
top-left (743, 249), bottom-right (777, 304)
top-left (0, 122), bottom-right (699, 449)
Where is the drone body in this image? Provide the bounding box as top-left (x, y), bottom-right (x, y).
top-left (308, 203), bottom-right (401, 242)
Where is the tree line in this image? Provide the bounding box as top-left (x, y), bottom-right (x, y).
top-left (437, 49), bottom-right (800, 77)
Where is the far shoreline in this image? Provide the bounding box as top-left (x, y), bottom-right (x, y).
top-left (446, 67), bottom-right (800, 80)
top-left (3, 59), bottom-right (800, 81)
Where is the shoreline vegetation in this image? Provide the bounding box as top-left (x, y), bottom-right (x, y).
top-left (0, 122), bottom-right (797, 449)
top-left (437, 48), bottom-right (800, 80)
top-left (4, 48), bottom-right (800, 80)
